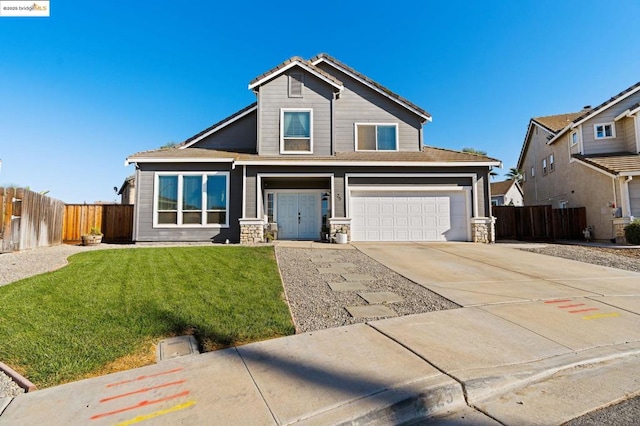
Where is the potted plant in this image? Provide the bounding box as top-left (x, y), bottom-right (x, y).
top-left (335, 227), bottom-right (348, 244)
top-left (81, 226), bottom-right (103, 246)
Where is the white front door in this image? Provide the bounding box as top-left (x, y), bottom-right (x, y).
top-left (276, 192), bottom-right (321, 240)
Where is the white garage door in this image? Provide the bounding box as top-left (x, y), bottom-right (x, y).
top-left (630, 179), bottom-right (640, 217)
top-left (350, 190), bottom-right (469, 242)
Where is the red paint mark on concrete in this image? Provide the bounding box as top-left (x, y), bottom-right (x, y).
top-left (90, 390), bottom-right (190, 420)
top-left (568, 308), bottom-right (599, 314)
top-left (544, 299), bottom-right (572, 304)
top-left (100, 380), bottom-right (187, 403)
top-left (106, 368), bottom-right (184, 388)
top-left (558, 304), bottom-right (586, 309)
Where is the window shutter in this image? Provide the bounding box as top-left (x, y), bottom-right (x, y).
top-left (289, 73), bottom-right (303, 97)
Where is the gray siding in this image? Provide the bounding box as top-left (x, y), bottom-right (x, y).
top-left (257, 70), bottom-right (334, 156)
top-left (191, 110), bottom-right (257, 152)
top-left (582, 91), bottom-right (640, 154)
top-left (135, 163), bottom-right (241, 243)
top-left (623, 116), bottom-right (638, 153)
top-left (315, 63), bottom-right (423, 153)
top-left (630, 179), bottom-right (640, 217)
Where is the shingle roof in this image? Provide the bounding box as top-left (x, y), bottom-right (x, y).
top-left (572, 153), bottom-right (640, 175)
top-left (249, 56), bottom-right (343, 89)
top-left (532, 111), bottom-right (588, 133)
top-left (311, 53), bottom-right (431, 121)
top-left (490, 180), bottom-right (516, 196)
top-left (569, 81), bottom-right (640, 125)
top-left (127, 146), bottom-right (500, 165)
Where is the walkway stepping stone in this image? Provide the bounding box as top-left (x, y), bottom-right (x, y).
top-left (358, 291), bottom-right (404, 304)
top-left (328, 281), bottom-right (369, 291)
top-left (156, 335), bottom-right (199, 362)
top-left (341, 273), bottom-right (375, 281)
top-left (329, 262), bottom-right (356, 269)
top-left (345, 305), bottom-right (397, 318)
top-left (317, 267), bottom-right (350, 274)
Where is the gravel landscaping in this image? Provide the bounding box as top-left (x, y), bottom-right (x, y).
top-left (520, 244), bottom-right (640, 273)
top-left (275, 247), bottom-right (459, 333)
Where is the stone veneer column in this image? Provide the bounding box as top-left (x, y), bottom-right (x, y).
top-left (470, 217), bottom-right (496, 244)
top-left (613, 217), bottom-right (633, 244)
top-left (238, 219), bottom-right (265, 244)
top-left (328, 218), bottom-right (352, 243)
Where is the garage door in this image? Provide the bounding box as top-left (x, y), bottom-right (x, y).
top-left (350, 190), bottom-right (469, 242)
top-left (630, 179), bottom-right (640, 217)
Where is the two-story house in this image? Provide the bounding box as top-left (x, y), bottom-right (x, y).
top-left (125, 54), bottom-right (500, 244)
top-left (517, 81), bottom-right (640, 242)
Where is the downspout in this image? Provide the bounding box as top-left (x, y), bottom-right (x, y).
top-left (331, 92), bottom-right (337, 155)
top-left (254, 88), bottom-right (261, 155)
top-left (132, 164), bottom-right (140, 242)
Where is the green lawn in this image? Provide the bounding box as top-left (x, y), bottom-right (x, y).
top-left (0, 246), bottom-right (295, 388)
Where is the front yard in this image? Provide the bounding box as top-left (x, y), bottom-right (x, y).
top-left (0, 246), bottom-right (295, 388)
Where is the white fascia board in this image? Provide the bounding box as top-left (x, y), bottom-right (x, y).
top-left (614, 105), bottom-right (640, 121)
top-left (180, 105), bottom-right (257, 149)
top-left (248, 61), bottom-right (343, 91)
top-left (125, 157), bottom-right (235, 166)
top-left (311, 57), bottom-right (431, 122)
top-left (620, 171), bottom-right (640, 177)
top-left (573, 158), bottom-right (617, 178)
top-left (235, 160), bottom-right (501, 167)
top-left (570, 85), bottom-right (640, 129)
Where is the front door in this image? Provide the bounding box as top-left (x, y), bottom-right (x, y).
top-left (277, 192), bottom-right (320, 240)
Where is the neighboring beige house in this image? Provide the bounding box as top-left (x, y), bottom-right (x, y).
top-left (118, 175), bottom-right (135, 205)
top-left (491, 180), bottom-right (523, 206)
top-left (517, 81), bottom-right (640, 242)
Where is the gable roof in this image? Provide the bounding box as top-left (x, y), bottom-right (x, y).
top-left (572, 153), bottom-right (640, 176)
top-left (248, 56), bottom-right (343, 91)
top-left (490, 180), bottom-right (519, 197)
top-left (310, 53), bottom-right (432, 123)
top-left (532, 111), bottom-right (587, 133)
top-left (180, 103), bottom-right (257, 149)
top-left (126, 145), bottom-right (501, 167)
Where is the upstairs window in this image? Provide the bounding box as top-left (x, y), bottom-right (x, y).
top-left (542, 158), bottom-right (548, 175)
top-left (155, 173), bottom-right (229, 227)
top-left (281, 109), bottom-right (312, 154)
top-left (288, 73), bottom-right (304, 97)
top-left (355, 123), bottom-right (398, 151)
top-left (594, 123), bottom-right (615, 139)
top-left (571, 131), bottom-right (579, 146)
top-left (531, 166), bottom-right (535, 177)
top-left (549, 154), bottom-right (555, 172)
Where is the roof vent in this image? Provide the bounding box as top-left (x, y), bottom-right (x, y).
top-left (583, 105), bottom-right (592, 110)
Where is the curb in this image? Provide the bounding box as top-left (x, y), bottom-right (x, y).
top-left (0, 362), bottom-right (36, 393)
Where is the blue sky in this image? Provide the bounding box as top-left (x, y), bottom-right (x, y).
top-left (1, 0), bottom-right (639, 203)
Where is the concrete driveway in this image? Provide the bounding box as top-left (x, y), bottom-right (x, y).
top-left (354, 242), bottom-right (640, 307)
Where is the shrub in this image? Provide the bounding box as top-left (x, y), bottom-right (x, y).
top-left (624, 220), bottom-right (640, 245)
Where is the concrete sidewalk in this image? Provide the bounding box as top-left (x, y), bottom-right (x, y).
top-left (2, 243), bottom-right (640, 425)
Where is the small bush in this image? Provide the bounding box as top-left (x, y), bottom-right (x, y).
top-left (624, 220), bottom-right (640, 245)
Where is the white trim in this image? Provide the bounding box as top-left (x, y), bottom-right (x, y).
top-left (255, 173), bottom-right (335, 221)
top-left (280, 108), bottom-right (314, 154)
top-left (311, 57), bottom-right (432, 122)
top-left (241, 165), bottom-right (247, 218)
top-left (573, 158), bottom-right (617, 178)
top-left (570, 84), bottom-right (640, 129)
top-left (354, 122), bottom-right (400, 152)
top-left (179, 105), bottom-right (257, 149)
top-left (635, 114), bottom-right (640, 153)
top-left (125, 157), bottom-right (234, 165)
top-left (234, 160), bottom-right (501, 167)
top-left (248, 60), bottom-right (344, 91)
top-left (570, 130), bottom-right (579, 146)
top-left (344, 172), bottom-right (479, 218)
top-left (153, 171), bottom-right (230, 228)
top-left (593, 122), bottom-right (616, 140)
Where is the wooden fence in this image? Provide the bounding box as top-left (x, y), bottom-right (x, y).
top-left (0, 187), bottom-right (65, 252)
top-left (63, 204), bottom-right (134, 244)
top-left (493, 205), bottom-right (586, 241)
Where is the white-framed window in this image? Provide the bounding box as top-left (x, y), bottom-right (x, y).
top-left (288, 73), bottom-right (303, 98)
top-left (355, 123), bottom-right (399, 151)
top-left (522, 171), bottom-right (527, 182)
top-left (594, 122), bottom-right (615, 139)
top-left (280, 109), bottom-right (313, 154)
top-left (571, 131), bottom-right (579, 146)
top-left (542, 158), bottom-right (548, 175)
top-left (549, 154), bottom-right (555, 172)
top-left (531, 166), bottom-right (535, 177)
top-left (559, 200), bottom-right (569, 209)
top-left (265, 192), bottom-right (275, 223)
top-left (154, 172), bottom-right (229, 227)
